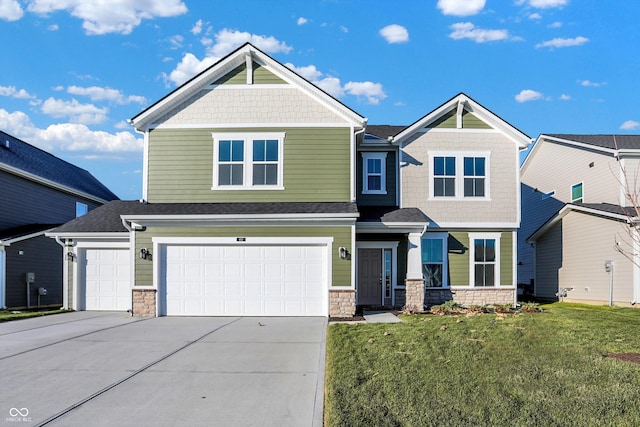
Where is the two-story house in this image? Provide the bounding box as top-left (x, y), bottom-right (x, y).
top-left (520, 134), bottom-right (640, 306)
top-left (0, 130), bottom-right (118, 309)
top-left (48, 44), bottom-right (530, 317)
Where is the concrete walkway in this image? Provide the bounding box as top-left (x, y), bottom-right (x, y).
top-left (0, 312), bottom-right (326, 427)
top-left (363, 311), bottom-right (403, 323)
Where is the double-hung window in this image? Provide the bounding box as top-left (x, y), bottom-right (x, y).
top-left (430, 152), bottom-right (490, 199)
top-left (362, 152), bottom-right (387, 194)
top-left (421, 233), bottom-right (448, 287)
top-left (213, 133), bottom-right (285, 189)
top-left (469, 232), bottom-right (501, 287)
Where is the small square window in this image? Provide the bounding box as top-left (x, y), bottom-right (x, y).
top-left (571, 182), bottom-right (583, 203)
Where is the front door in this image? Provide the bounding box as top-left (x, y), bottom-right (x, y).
top-left (358, 248), bottom-right (383, 305)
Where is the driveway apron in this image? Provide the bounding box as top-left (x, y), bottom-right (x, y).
top-left (0, 312), bottom-right (327, 427)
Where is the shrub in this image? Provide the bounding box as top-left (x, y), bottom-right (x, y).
top-left (430, 300), bottom-right (464, 315)
top-left (493, 303), bottom-right (513, 314)
top-left (519, 302), bottom-right (542, 313)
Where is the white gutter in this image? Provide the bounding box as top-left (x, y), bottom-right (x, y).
top-left (352, 125), bottom-right (367, 202)
top-left (54, 236), bottom-right (70, 310)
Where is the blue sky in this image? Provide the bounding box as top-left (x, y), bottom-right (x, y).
top-left (1, 0), bottom-right (639, 200)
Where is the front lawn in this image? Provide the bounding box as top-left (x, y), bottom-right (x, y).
top-left (0, 309), bottom-right (69, 322)
top-left (325, 303), bottom-right (640, 426)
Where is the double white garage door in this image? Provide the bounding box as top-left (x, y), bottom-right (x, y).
top-left (161, 244), bottom-right (328, 316)
top-left (82, 242), bottom-right (328, 316)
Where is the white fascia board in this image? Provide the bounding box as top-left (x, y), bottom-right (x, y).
top-left (121, 213), bottom-right (359, 228)
top-left (0, 163), bottom-right (110, 205)
top-left (44, 232), bottom-right (130, 240)
top-left (150, 122), bottom-right (355, 130)
top-left (432, 222), bottom-right (520, 229)
top-left (2, 228), bottom-right (57, 245)
top-left (356, 222), bottom-right (428, 234)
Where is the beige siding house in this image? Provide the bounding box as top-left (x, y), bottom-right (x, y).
top-left (521, 134), bottom-right (640, 306)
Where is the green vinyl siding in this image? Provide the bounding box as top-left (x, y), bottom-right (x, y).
top-left (134, 225), bottom-right (352, 288)
top-left (448, 232), bottom-right (470, 286)
top-left (356, 150), bottom-right (397, 206)
top-left (213, 62), bottom-right (286, 85)
top-left (427, 110), bottom-right (492, 129)
top-left (146, 127), bottom-right (351, 203)
top-left (500, 231), bottom-right (513, 286)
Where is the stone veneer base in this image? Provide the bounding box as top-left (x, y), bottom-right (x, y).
top-left (425, 288), bottom-right (515, 307)
top-left (132, 288), bottom-right (157, 317)
top-left (404, 278), bottom-right (425, 312)
top-left (329, 289), bottom-right (356, 318)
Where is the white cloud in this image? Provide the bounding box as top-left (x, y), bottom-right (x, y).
top-left (315, 77), bottom-right (345, 99)
top-left (191, 19), bottom-right (203, 35)
top-left (528, 13), bottom-right (542, 20)
top-left (48, 23), bottom-right (58, 30)
top-left (163, 30), bottom-right (293, 86)
top-left (167, 34), bottom-right (184, 49)
top-left (437, 0), bottom-right (485, 16)
top-left (286, 63), bottom-right (323, 81)
top-left (620, 120), bottom-right (640, 130)
top-left (26, 0), bottom-right (188, 35)
top-left (515, 89), bottom-right (544, 103)
top-left (559, 94), bottom-right (571, 100)
top-left (344, 81), bottom-right (387, 105)
top-left (579, 80), bottom-right (606, 87)
top-left (66, 86), bottom-right (147, 104)
top-left (449, 22), bottom-right (511, 43)
top-left (41, 97), bottom-right (109, 125)
top-left (526, 0), bottom-right (568, 8)
top-left (379, 24), bottom-right (409, 44)
top-left (297, 17), bottom-right (308, 26)
top-left (0, 0), bottom-right (23, 21)
top-left (536, 36), bottom-right (589, 48)
top-left (548, 21), bottom-right (562, 28)
top-left (0, 108), bottom-right (142, 153)
top-left (0, 85), bottom-right (36, 99)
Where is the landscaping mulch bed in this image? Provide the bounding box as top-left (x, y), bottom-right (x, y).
top-left (607, 353), bottom-right (640, 365)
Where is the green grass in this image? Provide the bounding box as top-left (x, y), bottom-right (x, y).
top-left (0, 309), bottom-right (70, 322)
top-left (325, 303), bottom-right (640, 427)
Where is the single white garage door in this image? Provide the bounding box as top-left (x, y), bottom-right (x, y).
top-left (83, 248), bottom-right (131, 311)
top-left (162, 244), bottom-right (328, 316)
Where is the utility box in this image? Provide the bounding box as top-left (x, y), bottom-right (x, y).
top-left (604, 260), bottom-right (614, 273)
top-left (26, 272), bottom-right (35, 284)
top-left (38, 287), bottom-right (47, 296)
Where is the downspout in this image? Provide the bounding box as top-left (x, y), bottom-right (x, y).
top-left (351, 125), bottom-right (367, 202)
top-left (54, 236), bottom-right (70, 310)
top-left (121, 218), bottom-right (135, 316)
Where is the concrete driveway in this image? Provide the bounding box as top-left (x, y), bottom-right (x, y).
top-left (0, 312), bottom-right (327, 427)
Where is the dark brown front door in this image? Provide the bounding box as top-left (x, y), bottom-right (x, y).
top-left (358, 248), bottom-right (382, 305)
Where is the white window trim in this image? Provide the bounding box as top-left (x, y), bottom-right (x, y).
top-left (212, 132), bottom-right (285, 190)
top-left (571, 181), bottom-right (583, 203)
top-left (362, 152), bottom-right (387, 195)
top-left (422, 232), bottom-right (449, 288)
top-left (468, 232), bottom-right (501, 288)
top-left (428, 151), bottom-right (491, 201)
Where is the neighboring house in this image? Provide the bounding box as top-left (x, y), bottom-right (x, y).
top-left (0, 130), bottom-right (119, 309)
top-left (47, 44), bottom-right (530, 318)
top-left (520, 134), bottom-right (640, 306)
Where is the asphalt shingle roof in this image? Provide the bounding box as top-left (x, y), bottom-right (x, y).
top-left (0, 224), bottom-right (61, 241)
top-left (0, 130), bottom-right (119, 201)
top-left (365, 125), bottom-right (407, 140)
top-left (52, 200), bottom-right (360, 233)
top-left (546, 134), bottom-right (640, 150)
top-left (358, 206), bottom-right (430, 223)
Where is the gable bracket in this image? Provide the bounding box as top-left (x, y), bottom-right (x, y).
top-left (456, 99), bottom-right (466, 129)
top-left (245, 53), bottom-right (253, 85)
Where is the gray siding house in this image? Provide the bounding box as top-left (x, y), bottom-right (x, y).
top-left (520, 134), bottom-right (640, 306)
top-left (0, 130), bottom-right (118, 309)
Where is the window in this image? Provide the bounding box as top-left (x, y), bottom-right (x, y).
top-left (75, 202), bottom-right (88, 218)
top-left (463, 157), bottom-right (485, 197)
top-left (383, 248), bottom-right (392, 298)
top-left (362, 152), bottom-right (387, 194)
top-left (571, 182), bottom-right (583, 203)
top-left (430, 152), bottom-right (490, 199)
top-left (422, 233), bottom-right (448, 287)
top-left (469, 233), bottom-right (501, 287)
top-left (433, 156), bottom-right (456, 197)
top-left (213, 133), bottom-right (285, 189)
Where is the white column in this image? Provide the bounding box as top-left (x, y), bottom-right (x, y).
top-left (407, 232), bottom-right (423, 280)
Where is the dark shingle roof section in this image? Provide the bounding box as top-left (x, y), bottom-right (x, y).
top-left (0, 224), bottom-right (61, 240)
top-left (546, 134), bottom-right (640, 150)
top-left (365, 125), bottom-right (407, 140)
top-left (52, 200), bottom-right (359, 233)
top-left (574, 202), bottom-right (637, 217)
top-left (358, 206), bottom-right (429, 223)
top-left (0, 130), bottom-right (119, 201)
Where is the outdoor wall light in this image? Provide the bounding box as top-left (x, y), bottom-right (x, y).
top-left (339, 247), bottom-right (350, 260)
top-left (66, 251), bottom-right (75, 261)
top-left (139, 248), bottom-right (151, 260)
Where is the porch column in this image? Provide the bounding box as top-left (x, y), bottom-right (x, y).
top-left (405, 231), bottom-right (425, 312)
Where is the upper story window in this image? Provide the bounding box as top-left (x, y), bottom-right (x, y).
top-left (362, 152), bottom-right (387, 194)
top-left (212, 133), bottom-right (285, 190)
top-left (571, 182), bottom-right (583, 203)
top-left (75, 202), bottom-right (88, 218)
top-left (430, 152), bottom-right (490, 200)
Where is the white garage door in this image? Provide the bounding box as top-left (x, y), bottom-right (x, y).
top-left (162, 244), bottom-right (328, 316)
top-left (83, 248), bottom-right (131, 311)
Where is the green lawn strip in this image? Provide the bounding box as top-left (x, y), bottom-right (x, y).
top-left (325, 303), bottom-right (640, 427)
top-left (0, 309), bottom-right (70, 322)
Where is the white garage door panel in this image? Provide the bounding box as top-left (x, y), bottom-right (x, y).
top-left (84, 249), bottom-right (130, 311)
top-left (163, 244), bottom-right (327, 316)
